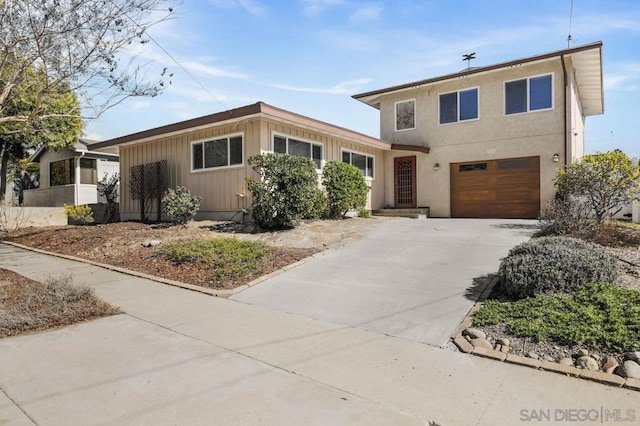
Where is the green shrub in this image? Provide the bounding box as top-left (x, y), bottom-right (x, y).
top-left (246, 154), bottom-right (323, 229)
top-left (322, 161), bottom-right (368, 218)
top-left (64, 204), bottom-right (94, 225)
top-left (499, 236), bottom-right (618, 298)
top-left (474, 282), bottom-right (640, 352)
top-left (162, 186), bottom-right (202, 225)
top-left (156, 237), bottom-right (269, 285)
top-left (358, 208), bottom-right (371, 218)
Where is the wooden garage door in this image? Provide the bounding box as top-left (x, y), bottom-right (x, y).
top-left (450, 156), bottom-right (540, 219)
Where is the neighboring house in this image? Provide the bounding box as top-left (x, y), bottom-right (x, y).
top-left (91, 42), bottom-right (603, 221)
top-left (90, 103), bottom-right (391, 221)
top-left (353, 41), bottom-right (603, 218)
top-left (25, 139), bottom-right (119, 207)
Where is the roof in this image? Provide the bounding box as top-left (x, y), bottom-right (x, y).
top-left (90, 102), bottom-right (392, 151)
top-left (353, 41), bottom-right (604, 116)
top-left (30, 138), bottom-right (118, 162)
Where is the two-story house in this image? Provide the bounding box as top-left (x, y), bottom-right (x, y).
top-left (353, 41), bottom-right (603, 218)
top-left (91, 42), bottom-right (603, 221)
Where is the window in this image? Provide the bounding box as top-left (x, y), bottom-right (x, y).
top-left (273, 135), bottom-right (323, 169)
top-left (50, 159), bottom-right (74, 186)
top-left (192, 134), bottom-right (243, 171)
top-left (505, 74), bottom-right (552, 115)
top-left (79, 158), bottom-right (97, 184)
top-left (342, 150), bottom-right (374, 178)
top-left (459, 162), bottom-right (487, 172)
top-left (395, 99), bottom-right (415, 131)
top-left (439, 88), bottom-right (478, 124)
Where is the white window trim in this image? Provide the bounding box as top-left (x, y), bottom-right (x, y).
top-left (503, 72), bottom-right (554, 116)
top-left (271, 132), bottom-right (325, 170)
top-left (438, 87), bottom-right (480, 125)
top-left (190, 132), bottom-right (244, 173)
top-left (394, 98), bottom-right (416, 132)
top-left (340, 148), bottom-right (375, 180)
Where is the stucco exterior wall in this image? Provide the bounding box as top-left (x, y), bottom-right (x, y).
top-left (37, 148), bottom-right (76, 188)
top-left (378, 58), bottom-right (574, 217)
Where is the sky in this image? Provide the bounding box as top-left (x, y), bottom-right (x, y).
top-left (84, 0), bottom-right (640, 156)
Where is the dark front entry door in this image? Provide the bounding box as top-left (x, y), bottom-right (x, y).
top-left (394, 156), bottom-right (417, 208)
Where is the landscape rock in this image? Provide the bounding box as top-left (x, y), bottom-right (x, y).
top-left (469, 338), bottom-right (493, 350)
top-left (525, 352), bottom-right (539, 360)
top-left (559, 358), bottom-right (574, 366)
top-left (601, 356), bottom-right (619, 374)
top-left (463, 328), bottom-right (486, 340)
top-left (576, 356), bottom-right (599, 371)
top-left (141, 240), bottom-right (161, 247)
top-left (624, 352), bottom-right (640, 362)
top-left (500, 345), bottom-right (510, 353)
top-left (621, 360), bottom-right (640, 379)
top-left (497, 338), bottom-right (510, 346)
top-left (577, 348), bottom-right (589, 357)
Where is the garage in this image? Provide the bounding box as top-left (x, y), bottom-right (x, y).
top-left (450, 156), bottom-right (540, 219)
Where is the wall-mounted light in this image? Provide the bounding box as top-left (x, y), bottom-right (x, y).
top-left (552, 154), bottom-right (560, 163)
top-left (433, 163), bottom-right (440, 171)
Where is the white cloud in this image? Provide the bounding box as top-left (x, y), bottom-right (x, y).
top-left (603, 63), bottom-right (640, 91)
top-left (181, 61), bottom-right (250, 80)
top-left (269, 78), bottom-right (372, 94)
top-left (83, 132), bottom-right (103, 141)
top-left (209, 0), bottom-right (267, 16)
top-left (130, 100), bottom-right (150, 110)
top-left (300, 0), bottom-right (343, 17)
top-left (350, 4), bottom-right (382, 22)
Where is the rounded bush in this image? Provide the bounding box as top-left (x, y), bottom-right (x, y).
top-left (162, 186), bottom-right (202, 225)
top-left (499, 236), bottom-right (618, 299)
top-left (322, 161), bottom-right (368, 218)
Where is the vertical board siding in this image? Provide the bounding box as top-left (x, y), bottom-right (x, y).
top-left (119, 117), bottom-right (387, 217)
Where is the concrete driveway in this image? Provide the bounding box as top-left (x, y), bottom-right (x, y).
top-left (232, 218), bottom-right (535, 346)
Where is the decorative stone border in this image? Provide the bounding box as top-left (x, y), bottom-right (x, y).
top-left (451, 276), bottom-right (640, 392)
top-left (1, 240), bottom-right (329, 298)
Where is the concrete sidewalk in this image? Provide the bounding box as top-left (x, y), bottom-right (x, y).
top-left (0, 243), bottom-right (637, 425)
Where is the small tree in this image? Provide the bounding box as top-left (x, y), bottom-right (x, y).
top-left (246, 154), bottom-right (323, 229)
top-left (322, 161), bottom-right (368, 218)
top-left (97, 173), bottom-right (120, 223)
top-left (162, 187), bottom-right (202, 225)
top-left (555, 150), bottom-right (640, 223)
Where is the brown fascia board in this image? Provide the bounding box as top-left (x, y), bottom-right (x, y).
top-left (90, 101), bottom-right (392, 151)
top-left (352, 41), bottom-right (604, 106)
top-left (390, 144), bottom-right (430, 154)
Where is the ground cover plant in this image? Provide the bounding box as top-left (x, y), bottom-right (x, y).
top-left (0, 270), bottom-right (119, 337)
top-left (474, 282), bottom-right (640, 353)
top-left (156, 238), bottom-right (269, 286)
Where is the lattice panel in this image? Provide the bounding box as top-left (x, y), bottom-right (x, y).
top-left (130, 160), bottom-right (169, 200)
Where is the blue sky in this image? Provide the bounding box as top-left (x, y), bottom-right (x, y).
top-left (85, 0), bottom-right (640, 156)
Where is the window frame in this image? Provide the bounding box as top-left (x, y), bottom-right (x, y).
top-left (190, 132), bottom-right (244, 172)
top-left (271, 132), bottom-right (324, 170)
top-left (341, 148), bottom-right (375, 180)
top-left (504, 73), bottom-right (554, 116)
top-left (438, 87), bottom-right (480, 125)
top-left (394, 98), bottom-right (416, 132)
top-left (49, 158), bottom-right (75, 186)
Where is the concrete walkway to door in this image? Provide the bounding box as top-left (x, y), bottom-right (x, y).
top-left (233, 218), bottom-right (536, 347)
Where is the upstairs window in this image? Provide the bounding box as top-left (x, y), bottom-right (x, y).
top-left (439, 88), bottom-right (479, 124)
top-left (342, 150), bottom-right (374, 178)
top-left (273, 135), bottom-right (323, 169)
top-left (505, 74), bottom-right (553, 115)
top-left (192, 134), bottom-right (243, 171)
top-left (395, 99), bottom-right (415, 131)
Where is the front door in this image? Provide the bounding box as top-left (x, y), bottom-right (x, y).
top-left (394, 156), bottom-right (417, 208)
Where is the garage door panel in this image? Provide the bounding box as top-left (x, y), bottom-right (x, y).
top-left (451, 156), bottom-right (540, 219)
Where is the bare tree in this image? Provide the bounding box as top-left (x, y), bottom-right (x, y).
top-left (0, 0), bottom-right (174, 126)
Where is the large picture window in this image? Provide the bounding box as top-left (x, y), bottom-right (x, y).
top-left (342, 150), bottom-right (374, 178)
top-left (273, 135), bottom-right (323, 169)
top-left (192, 134), bottom-right (243, 171)
top-left (395, 99), bottom-right (415, 131)
top-left (439, 88), bottom-right (479, 124)
top-left (505, 74), bottom-right (553, 115)
top-left (50, 159), bottom-right (74, 186)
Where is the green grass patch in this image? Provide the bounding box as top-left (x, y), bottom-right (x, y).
top-left (156, 237), bottom-right (270, 284)
top-left (473, 282), bottom-right (640, 353)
